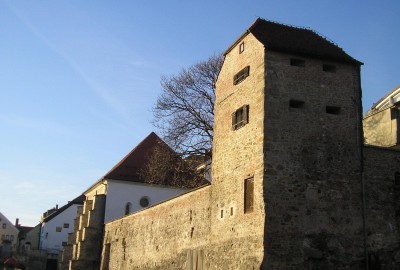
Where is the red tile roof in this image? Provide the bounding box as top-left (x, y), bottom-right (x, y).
top-left (102, 132), bottom-right (209, 188)
top-left (103, 132), bottom-right (166, 182)
top-left (226, 18), bottom-right (362, 65)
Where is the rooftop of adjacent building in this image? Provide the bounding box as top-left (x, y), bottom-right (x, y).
top-left (364, 84), bottom-right (400, 117)
top-left (85, 132), bottom-right (209, 193)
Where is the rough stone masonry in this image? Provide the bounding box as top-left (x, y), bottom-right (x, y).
top-left (100, 18), bottom-right (400, 270)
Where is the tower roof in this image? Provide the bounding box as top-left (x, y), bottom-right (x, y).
top-left (226, 18), bottom-right (362, 65)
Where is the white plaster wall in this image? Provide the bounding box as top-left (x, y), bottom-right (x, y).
top-left (40, 204), bottom-right (80, 254)
top-left (104, 180), bottom-right (188, 223)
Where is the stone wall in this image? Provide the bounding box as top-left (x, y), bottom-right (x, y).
top-left (364, 146), bottom-right (400, 268)
top-left (262, 51), bottom-right (365, 269)
top-left (102, 186), bottom-right (212, 270)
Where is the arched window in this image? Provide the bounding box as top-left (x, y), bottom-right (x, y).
top-left (125, 202), bottom-right (132, 215)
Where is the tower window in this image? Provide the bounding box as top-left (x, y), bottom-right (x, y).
top-left (233, 66), bottom-right (250, 85)
top-left (244, 177), bottom-right (254, 213)
top-left (232, 105), bottom-right (249, 130)
top-left (239, 42), bottom-right (245, 53)
top-left (326, 106), bottom-right (341, 115)
top-left (323, 64), bottom-right (336, 73)
top-left (289, 99), bottom-right (305, 109)
top-left (290, 58), bottom-right (305, 67)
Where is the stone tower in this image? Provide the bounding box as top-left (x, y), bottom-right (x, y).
top-left (99, 18), bottom-right (400, 270)
top-left (212, 18), bottom-right (365, 269)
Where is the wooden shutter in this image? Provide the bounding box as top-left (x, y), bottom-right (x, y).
top-left (244, 177), bottom-right (254, 213)
top-left (243, 105), bottom-right (248, 125)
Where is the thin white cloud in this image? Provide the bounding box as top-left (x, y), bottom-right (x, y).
top-left (0, 113), bottom-right (78, 137)
top-left (4, 1), bottom-right (149, 127)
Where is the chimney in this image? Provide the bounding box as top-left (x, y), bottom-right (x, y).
top-left (56, 204), bottom-right (58, 210)
top-left (15, 218), bottom-right (19, 227)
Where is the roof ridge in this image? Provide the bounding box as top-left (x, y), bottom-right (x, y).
top-left (257, 18), bottom-right (343, 52)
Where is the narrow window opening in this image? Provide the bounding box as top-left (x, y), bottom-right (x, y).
top-left (326, 106), bottom-right (341, 115)
top-left (244, 177), bottom-right (254, 213)
top-left (289, 99), bottom-right (305, 109)
top-left (323, 64), bottom-right (336, 73)
top-left (239, 42), bottom-right (244, 53)
top-left (395, 172), bottom-right (400, 186)
top-left (290, 58), bottom-right (305, 67)
top-left (230, 207), bottom-right (234, 216)
top-left (233, 66), bottom-right (250, 85)
top-left (220, 210), bottom-right (224, 218)
top-left (232, 105), bottom-right (249, 130)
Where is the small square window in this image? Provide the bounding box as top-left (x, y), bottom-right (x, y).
top-left (395, 172), bottom-right (400, 186)
top-left (233, 66), bottom-right (250, 85)
top-left (232, 105), bottom-right (249, 130)
top-left (63, 223), bottom-right (69, 228)
top-left (323, 64), bottom-right (336, 73)
top-left (56, 227), bottom-right (62, 232)
top-left (244, 177), bottom-right (254, 214)
top-left (290, 58), bottom-right (305, 67)
top-left (289, 99), bottom-right (305, 109)
top-left (326, 106), bottom-right (341, 115)
top-left (62, 242), bottom-right (68, 246)
top-left (239, 42), bottom-right (244, 53)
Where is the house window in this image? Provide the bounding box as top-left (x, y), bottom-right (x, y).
top-left (2, 223), bottom-right (6, 229)
top-left (239, 42), bottom-right (245, 53)
top-left (56, 227), bottom-right (62, 232)
top-left (233, 66), bottom-right (250, 85)
top-left (290, 58), bottom-right (305, 67)
top-left (63, 223), bottom-right (69, 228)
top-left (10, 235), bottom-right (14, 241)
top-left (45, 233), bottom-right (48, 239)
top-left (125, 202), bottom-right (132, 215)
top-left (244, 177), bottom-right (254, 213)
top-left (232, 105), bottom-right (249, 130)
top-left (139, 197), bottom-right (150, 208)
top-left (326, 106), bottom-right (341, 115)
top-left (62, 242), bottom-right (67, 246)
top-left (323, 64), bottom-right (336, 73)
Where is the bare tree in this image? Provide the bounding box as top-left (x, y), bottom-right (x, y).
top-left (153, 54), bottom-right (223, 160)
top-left (141, 142), bottom-right (209, 188)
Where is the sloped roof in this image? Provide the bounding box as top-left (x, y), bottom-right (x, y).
top-left (42, 194), bottom-right (85, 223)
top-left (16, 225), bottom-right (34, 235)
top-left (226, 18), bottom-right (362, 65)
top-left (101, 132), bottom-right (209, 188)
top-left (103, 132), bottom-right (166, 182)
top-left (364, 84), bottom-right (400, 117)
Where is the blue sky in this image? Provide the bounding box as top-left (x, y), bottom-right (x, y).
top-left (1, 1), bottom-right (399, 226)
